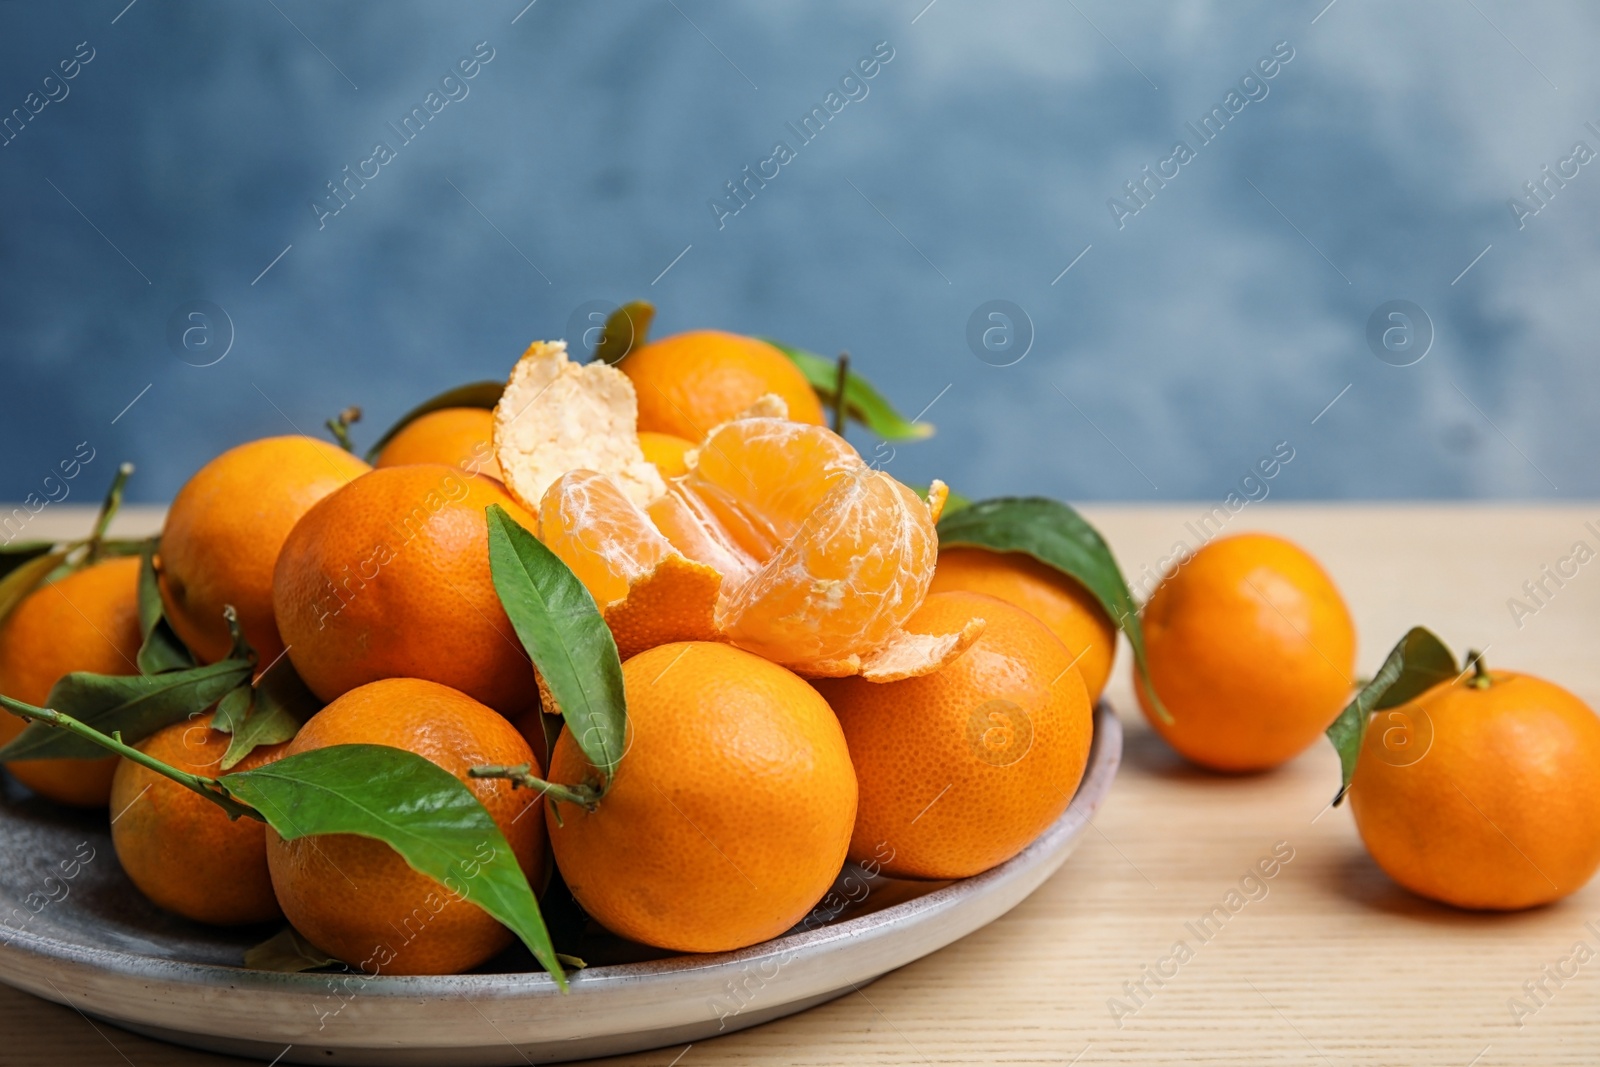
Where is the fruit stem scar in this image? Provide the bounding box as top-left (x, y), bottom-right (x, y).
top-left (469, 762), bottom-right (600, 811)
top-left (0, 696), bottom-right (264, 822)
top-left (1466, 649), bottom-right (1493, 689)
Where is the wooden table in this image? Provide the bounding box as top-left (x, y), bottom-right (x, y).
top-left (4, 503), bottom-right (1598, 1066)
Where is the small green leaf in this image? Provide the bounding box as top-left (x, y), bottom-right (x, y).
top-left (592, 300), bottom-right (654, 365)
top-left (212, 658), bottom-right (318, 771)
top-left (0, 549), bottom-right (69, 629)
top-left (136, 543), bottom-right (195, 674)
top-left (244, 926), bottom-right (342, 973)
top-left (763, 339), bottom-right (934, 442)
top-left (1326, 627), bottom-right (1457, 806)
top-left (364, 382), bottom-right (505, 463)
top-left (0, 659), bottom-right (253, 761)
top-left (220, 694), bottom-right (300, 772)
top-left (212, 684), bottom-right (253, 735)
top-left (936, 496), bottom-right (1169, 722)
top-left (222, 743), bottom-right (566, 988)
top-left (0, 541), bottom-right (57, 581)
top-left (484, 505), bottom-right (626, 781)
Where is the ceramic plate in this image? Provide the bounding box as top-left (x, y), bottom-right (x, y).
top-left (0, 704), bottom-right (1120, 1065)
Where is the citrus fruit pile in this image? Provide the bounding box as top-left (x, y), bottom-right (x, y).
top-left (0, 302), bottom-right (1595, 998)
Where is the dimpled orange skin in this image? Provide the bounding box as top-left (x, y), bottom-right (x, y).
top-left (265, 678), bottom-right (545, 975)
top-left (547, 642), bottom-right (857, 953)
top-left (1135, 532), bottom-right (1355, 773)
top-left (375, 408), bottom-right (503, 482)
top-left (0, 557), bottom-right (142, 806)
top-left (1350, 671), bottom-right (1600, 911)
top-left (929, 546), bottom-right (1118, 702)
top-left (110, 714), bottom-right (289, 924)
top-left (272, 465), bottom-right (538, 716)
top-left (621, 330), bottom-right (826, 440)
top-left (159, 436), bottom-right (370, 665)
top-left (815, 591), bottom-right (1093, 881)
top-left (636, 431), bottom-right (695, 478)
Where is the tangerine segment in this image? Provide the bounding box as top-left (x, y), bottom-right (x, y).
top-left (538, 469), bottom-right (678, 606)
top-left (535, 417), bottom-right (958, 679)
top-left (717, 468), bottom-right (943, 675)
top-left (679, 416), bottom-right (862, 562)
top-left (537, 471), bottom-right (720, 659)
top-left (494, 340), bottom-right (664, 514)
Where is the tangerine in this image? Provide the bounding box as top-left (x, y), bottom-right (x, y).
top-left (637, 431), bottom-right (694, 478)
top-left (621, 329), bottom-right (826, 439)
top-left (159, 436), bottom-right (369, 664)
top-left (928, 546), bottom-right (1118, 702)
top-left (1350, 664), bottom-right (1600, 910)
top-left (265, 678), bottom-right (545, 975)
top-left (109, 712), bottom-right (288, 924)
top-left (0, 556), bottom-right (142, 807)
top-left (541, 415), bottom-right (970, 678)
top-left (546, 642), bottom-right (856, 953)
top-left (272, 465), bottom-right (538, 715)
top-left (815, 591), bottom-right (1093, 880)
top-left (1136, 532), bottom-right (1355, 772)
top-left (375, 408), bottom-right (501, 481)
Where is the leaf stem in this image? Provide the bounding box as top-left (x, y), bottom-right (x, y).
top-left (325, 406), bottom-right (362, 454)
top-left (1466, 649), bottom-right (1492, 689)
top-left (832, 351), bottom-right (850, 435)
top-left (0, 695), bottom-right (263, 822)
top-left (468, 763), bottom-right (601, 812)
top-left (86, 463), bottom-right (135, 562)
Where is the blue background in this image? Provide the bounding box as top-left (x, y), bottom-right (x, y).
top-left (1, 0), bottom-right (1593, 505)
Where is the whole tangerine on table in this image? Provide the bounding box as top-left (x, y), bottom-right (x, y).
top-left (271, 464), bottom-right (538, 715)
top-left (815, 590), bottom-right (1094, 881)
top-left (928, 546), bottom-right (1118, 703)
top-left (0, 555), bottom-right (143, 807)
top-left (546, 642), bottom-right (857, 954)
top-left (374, 407), bottom-right (502, 481)
top-left (110, 712), bottom-right (289, 925)
top-left (620, 329), bottom-right (826, 439)
top-left (264, 677), bottom-right (545, 975)
top-left (1349, 657), bottom-right (1600, 910)
top-left (1136, 532), bottom-right (1356, 772)
top-left (158, 435), bottom-right (369, 665)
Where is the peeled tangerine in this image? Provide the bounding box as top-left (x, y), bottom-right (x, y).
top-left (494, 341), bottom-right (979, 680)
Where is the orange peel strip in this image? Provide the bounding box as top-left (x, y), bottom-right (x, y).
top-left (494, 340), bottom-right (665, 513)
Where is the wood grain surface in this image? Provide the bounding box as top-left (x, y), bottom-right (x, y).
top-left (2, 503), bottom-right (1597, 1066)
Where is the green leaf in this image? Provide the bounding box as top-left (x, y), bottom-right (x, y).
top-left (0, 659), bottom-right (253, 761)
top-left (136, 543), bottom-right (195, 674)
top-left (1325, 627), bottom-right (1457, 806)
top-left (0, 549), bottom-right (69, 630)
top-left (221, 693), bottom-right (300, 772)
top-left (364, 381), bottom-right (505, 463)
top-left (244, 926), bottom-right (342, 973)
top-left (212, 684), bottom-right (253, 735)
top-left (211, 659), bottom-right (318, 770)
top-left (484, 505), bottom-right (626, 781)
top-left (762, 339), bottom-right (934, 442)
top-left (222, 743), bottom-right (565, 988)
top-left (0, 541), bottom-right (57, 581)
top-left (592, 300), bottom-right (654, 365)
top-left (936, 496), bottom-right (1169, 722)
